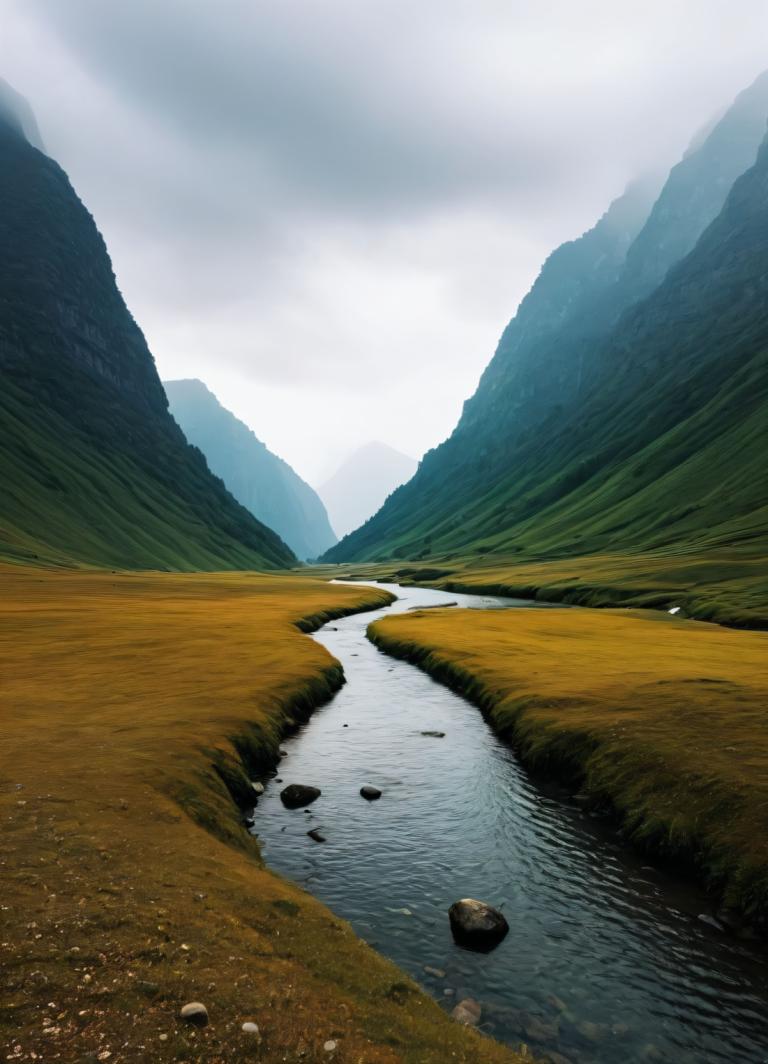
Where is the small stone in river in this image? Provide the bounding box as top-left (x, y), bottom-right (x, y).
top-left (640, 1046), bottom-right (665, 1062)
top-left (360, 786), bottom-right (382, 800)
top-left (179, 1002), bottom-right (208, 1027)
top-left (546, 993), bottom-right (568, 1013)
top-left (423, 965), bottom-right (446, 979)
top-left (324, 1040), bottom-right (337, 1052)
top-left (278, 749), bottom-right (288, 758)
top-left (451, 998), bottom-right (481, 1026)
top-left (577, 1020), bottom-right (606, 1042)
top-left (448, 898), bottom-right (509, 950)
top-left (241, 1021), bottom-right (260, 1037)
top-left (421, 730), bottom-right (446, 738)
top-left (280, 784), bottom-right (321, 808)
top-left (307, 829), bottom-right (326, 843)
top-left (251, 781), bottom-right (265, 796)
top-left (524, 1015), bottom-right (560, 1043)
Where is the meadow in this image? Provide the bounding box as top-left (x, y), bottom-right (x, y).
top-left (369, 604), bottom-right (768, 923)
top-left (326, 542), bottom-right (768, 629)
top-left (0, 566), bottom-right (521, 1063)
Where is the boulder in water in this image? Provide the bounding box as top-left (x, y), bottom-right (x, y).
top-left (448, 898), bottom-right (509, 950)
top-left (280, 783), bottom-right (321, 808)
top-left (360, 785), bottom-right (382, 800)
top-left (451, 998), bottom-right (482, 1026)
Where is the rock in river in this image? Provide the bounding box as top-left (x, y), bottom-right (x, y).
top-left (451, 998), bottom-right (482, 1026)
top-left (307, 828), bottom-right (326, 843)
top-left (421, 730), bottom-right (446, 738)
top-left (448, 898), bottom-right (509, 950)
top-left (280, 783), bottom-right (321, 809)
top-left (360, 785), bottom-right (382, 800)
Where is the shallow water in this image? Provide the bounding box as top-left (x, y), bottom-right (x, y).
top-left (252, 582), bottom-right (768, 1063)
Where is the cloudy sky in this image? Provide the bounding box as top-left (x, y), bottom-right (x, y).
top-left (2, 2), bottom-right (767, 483)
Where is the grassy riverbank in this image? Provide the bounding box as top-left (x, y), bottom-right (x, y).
top-left (319, 542), bottom-right (768, 629)
top-left (369, 606), bottom-right (768, 923)
top-left (0, 566), bottom-right (522, 1063)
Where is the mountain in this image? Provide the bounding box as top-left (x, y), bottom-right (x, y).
top-left (0, 78), bottom-right (44, 151)
top-left (0, 87), bottom-right (294, 570)
top-left (165, 379), bottom-right (336, 560)
top-left (319, 442), bottom-right (417, 538)
top-left (323, 71), bottom-right (768, 568)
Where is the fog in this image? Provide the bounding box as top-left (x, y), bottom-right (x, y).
top-left (2, 1), bottom-right (766, 481)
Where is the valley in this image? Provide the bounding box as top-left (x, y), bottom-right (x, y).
top-left (1, 29), bottom-right (767, 1064)
top-left (0, 566), bottom-right (520, 1063)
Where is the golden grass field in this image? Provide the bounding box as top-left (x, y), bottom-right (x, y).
top-left (324, 543), bottom-right (768, 629)
top-left (369, 605), bottom-right (768, 922)
top-left (438, 549), bottom-right (768, 628)
top-left (0, 566), bottom-right (522, 1063)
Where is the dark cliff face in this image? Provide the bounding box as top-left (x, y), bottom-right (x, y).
top-left (618, 69), bottom-right (768, 301)
top-left (165, 379), bottom-right (336, 560)
top-left (324, 72), bottom-right (768, 566)
top-left (457, 175), bottom-right (661, 442)
top-left (0, 102), bottom-right (294, 570)
top-left (0, 120), bottom-right (167, 416)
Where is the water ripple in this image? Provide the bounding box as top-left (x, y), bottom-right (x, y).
top-left (253, 583), bottom-right (768, 1064)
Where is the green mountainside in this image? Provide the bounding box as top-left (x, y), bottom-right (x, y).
top-left (324, 72), bottom-right (768, 578)
top-left (165, 379), bottom-right (336, 560)
top-left (0, 97), bottom-right (294, 571)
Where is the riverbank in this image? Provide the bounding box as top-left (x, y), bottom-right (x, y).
top-left (0, 566), bottom-right (522, 1063)
top-left (368, 605), bottom-right (768, 925)
top-left (316, 544), bottom-right (768, 629)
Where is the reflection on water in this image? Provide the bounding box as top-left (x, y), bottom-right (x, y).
top-left (253, 583), bottom-right (768, 1063)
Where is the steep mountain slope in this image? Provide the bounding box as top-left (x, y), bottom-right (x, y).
top-left (0, 92), bottom-right (293, 570)
top-left (325, 71), bottom-right (768, 566)
top-left (165, 379), bottom-right (336, 560)
top-left (319, 442), bottom-right (417, 538)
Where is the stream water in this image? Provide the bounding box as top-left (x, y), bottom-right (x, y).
top-left (252, 582), bottom-right (768, 1063)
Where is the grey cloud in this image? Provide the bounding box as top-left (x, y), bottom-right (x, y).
top-left (3, 1), bottom-right (768, 481)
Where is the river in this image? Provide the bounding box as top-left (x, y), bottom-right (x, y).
top-left (252, 582), bottom-right (768, 1063)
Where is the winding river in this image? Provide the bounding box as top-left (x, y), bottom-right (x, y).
top-left (253, 583), bottom-right (768, 1063)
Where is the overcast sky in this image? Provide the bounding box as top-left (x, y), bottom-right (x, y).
top-left (2, 2), bottom-right (767, 483)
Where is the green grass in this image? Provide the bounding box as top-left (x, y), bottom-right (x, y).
top-left (0, 374), bottom-right (293, 570)
top-left (369, 605), bottom-right (768, 924)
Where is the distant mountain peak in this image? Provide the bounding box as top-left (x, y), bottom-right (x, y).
top-left (164, 379), bottom-right (336, 560)
top-left (319, 442), bottom-right (417, 539)
top-left (0, 78), bottom-right (45, 151)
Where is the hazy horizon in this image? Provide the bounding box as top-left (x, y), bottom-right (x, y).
top-left (3, 1), bottom-right (768, 482)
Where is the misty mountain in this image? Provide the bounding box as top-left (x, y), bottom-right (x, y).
top-left (165, 379), bottom-right (336, 560)
top-left (324, 71), bottom-right (768, 571)
top-left (0, 77), bottom-right (44, 151)
top-left (319, 442), bottom-right (417, 539)
top-left (0, 87), bottom-right (294, 570)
